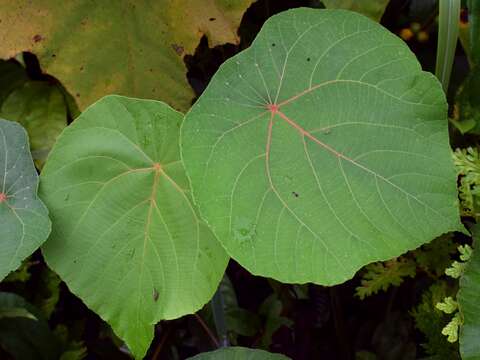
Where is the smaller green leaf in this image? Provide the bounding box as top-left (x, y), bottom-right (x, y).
top-left (34, 267), bottom-right (61, 318)
top-left (0, 119), bottom-right (51, 281)
top-left (0, 81), bottom-right (68, 166)
top-left (454, 67), bottom-right (480, 134)
top-left (258, 294), bottom-right (292, 349)
top-left (59, 341), bottom-right (87, 360)
top-left (0, 60), bottom-right (27, 104)
top-left (321, 0), bottom-right (390, 21)
top-left (3, 258), bottom-right (33, 283)
top-left (0, 307), bottom-right (37, 320)
top-left (0, 292), bottom-right (61, 360)
top-left (187, 347), bottom-right (290, 360)
top-left (201, 275), bottom-right (261, 340)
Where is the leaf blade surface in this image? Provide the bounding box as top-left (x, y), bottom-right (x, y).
top-left (181, 8), bottom-right (463, 285)
top-left (0, 119), bottom-right (51, 281)
top-left (40, 96), bottom-right (228, 359)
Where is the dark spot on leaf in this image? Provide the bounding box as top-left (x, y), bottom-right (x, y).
top-left (272, 43), bottom-right (276, 47)
top-left (149, 68), bottom-right (153, 72)
top-left (171, 43), bottom-right (184, 56)
top-left (76, 93), bottom-right (80, 97)
top-left (307, 57), bottom-right (310, 62)
top-left (153, 288), bottom-right (159, 302)
top-left (33, 34), bottom-right (43, 43)
top-left (79, 66), bottom-right (84, 71)
top-left (292, 191), bottom-right (299, 198)
top-left (209, 17), bottom-right (216, 21)
top-left (51, 53), bottom-right (56, 58)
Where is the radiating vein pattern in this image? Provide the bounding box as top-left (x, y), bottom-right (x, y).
top-left (0, 119), bottom-right (51, 281)
top-left (181, 9), bottom-right (463, 285)
top-left (40, 96), bottom-right (228, 359)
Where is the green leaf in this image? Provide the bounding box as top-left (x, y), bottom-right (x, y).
top-left (453, 1), bottom-right (480, 133)
top-left (0, 0), bottom-right (254, 112)
top-left (0, 81), bottom-right (68, 166)
top-left (454, 66), bottom-right (480, 134)
top-left (0, 292), bottom-right (61, 360)
top-left (0, 307), bottom-right (37, 321)
top-left (435, 0), bottom-right (461, 92)
top-left (181, 8), bottom-right (463, 285)
top-left (187, 347), bottom-right (291, 360)
top-left (0, 119), bottom-right (51, 281)
top-left (3, 258), bottom-right (33, 283)
top-left (258, 293), bottom-right (292, 348)
top-left (40, 95), bottom-right (229, 359)
top-left (34, 267), bottom-right (61, 318)
top-left (0, 60), bottom-right (27, 104)
top-left (322, 0), bottom-right (390, 21)
top-left (458, 228), bottom-right (480, 359)
top-left (468, 0), bottom-right (480, 65)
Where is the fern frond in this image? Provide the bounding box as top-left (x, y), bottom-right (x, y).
top-left (355, 258), bottom-right (416, 299)
top-left (414, 235), bottom-right (457, 277)
top-left (453, 147), bottom-right (480, 219)
top-left (436, 296), bottom-right (459, 314)
top-left (411, 282), bottom-right (460, 358)
top-left (441, 312), bottom-right (463, 343)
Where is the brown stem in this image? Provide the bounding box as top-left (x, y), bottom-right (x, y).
top-left (152, 326), bottom-right (171, 360)
top-left (194, 313), bottom-right (220, 348)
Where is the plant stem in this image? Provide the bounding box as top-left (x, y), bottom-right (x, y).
top-left (211, 288), bottom-right (230, 347)
top-left (194, 313), bottom-right (220, 348)
top-left (435, 0), bottom-right (461, 92)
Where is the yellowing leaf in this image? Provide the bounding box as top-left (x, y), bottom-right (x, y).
top-left (0, 0), bottom-right (255, 111)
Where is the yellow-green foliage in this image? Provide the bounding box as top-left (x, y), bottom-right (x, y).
top-left (453, 147), bottom-right (480, 219)
top-left (411, 282), bottom-right (460, 359)
top-left (355, 258), bottom-right (416, 299)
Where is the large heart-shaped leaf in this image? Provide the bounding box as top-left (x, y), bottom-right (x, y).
top-left (0, 119), bottom-right (51, 281)
top-left (40, 96), bottom-right (229, 359)
top-left (181, 8), bottom-right (463, 285)
top-left (0, 0), bottom-right (254, 111)
top-left (187, 347), bottom-right (290, 360)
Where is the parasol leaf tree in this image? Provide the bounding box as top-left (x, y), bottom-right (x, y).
top-left (39, 96), bottom-right (229, 359)
top-left (0, 119), bottom-right (51, 281)
top-left (181, 8), bottom-right (463, 285)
